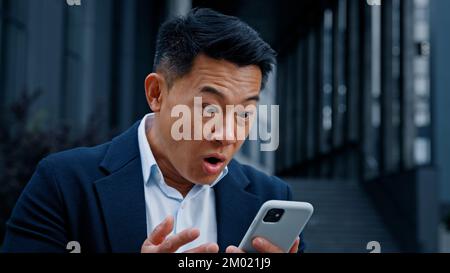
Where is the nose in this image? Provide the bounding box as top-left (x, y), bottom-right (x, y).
top-left (209, 119), bottom-right (237, 145)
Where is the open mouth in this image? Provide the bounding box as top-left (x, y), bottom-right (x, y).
top-left (202, 154), bottom-right (226, 175)
top-left (204, 157), bottom-right (222, 164)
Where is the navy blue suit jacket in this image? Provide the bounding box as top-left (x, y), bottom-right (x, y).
top-left (2, 121), bottom-right (304, 253)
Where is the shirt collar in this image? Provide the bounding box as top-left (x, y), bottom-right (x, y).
top-left (137, 113), bottom-right (228, 189)
top-left (137, 113), bottom-right (158, 185)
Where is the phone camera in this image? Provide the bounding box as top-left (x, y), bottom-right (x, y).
top-left (263, 208), bottom-right (285, 223)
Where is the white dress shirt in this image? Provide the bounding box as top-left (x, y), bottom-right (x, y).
top-left (137, 113), bottom-right (228, 252)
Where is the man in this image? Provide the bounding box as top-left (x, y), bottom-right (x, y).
top-left (2, 8), bottom-right (304, 253)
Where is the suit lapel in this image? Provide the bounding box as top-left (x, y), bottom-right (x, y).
top-left (94, 121), bottom-right (147, 252)
top-left (215, 161), bottom-right (262, 252)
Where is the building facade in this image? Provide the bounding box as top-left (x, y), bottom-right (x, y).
top-left (1, 0), bottom-right (449, 252)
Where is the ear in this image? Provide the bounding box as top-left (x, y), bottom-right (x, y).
top-left (144, 73), bottom-right (166, 112)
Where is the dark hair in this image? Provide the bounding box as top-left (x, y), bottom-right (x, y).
top-left (153, 8), bottom-right (277, 90)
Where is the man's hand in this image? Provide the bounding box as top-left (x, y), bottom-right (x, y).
top-left (141, 216), bottom-right (219, 253)
top-left (225, 237), bottom-right (300, 253)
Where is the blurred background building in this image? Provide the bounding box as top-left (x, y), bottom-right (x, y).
top-left (0, 0), bottom-right (449, 252)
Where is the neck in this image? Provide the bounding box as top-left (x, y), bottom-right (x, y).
top-left (147, 123), bottom-right (194, 198)
top-left (161, 175), bottom-right (194, 197)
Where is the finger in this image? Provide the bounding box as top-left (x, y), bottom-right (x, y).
top-left (158, 228), bottom-right (200, 252)
top-left (289, 238), bottom-right (300, 253)
top-left (149, 216), bottom-right (174, 245)
top-left (225, 245), bottom-right (245, 253)
top-left (183, 243), bottom-right (219, 253)
top-left (141, 243), bottom-right (159, 253)
top-left (252, 237), bottom-right (284, 253)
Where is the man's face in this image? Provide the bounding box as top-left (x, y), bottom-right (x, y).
top-left (147, 54), bottom-right (262, 185)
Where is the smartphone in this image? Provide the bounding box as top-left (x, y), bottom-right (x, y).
top-left (238, 200), bottom-right (314, 253)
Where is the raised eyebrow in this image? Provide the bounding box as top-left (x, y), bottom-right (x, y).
top-left (199, 85), bottom-right (260, 103)
top-left (244, 95), bottom-right (260, 102)
top-left (199, 86), bottom-right (225, 99)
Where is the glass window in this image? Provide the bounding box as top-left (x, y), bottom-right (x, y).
top-left (412, 0), bottom-right (431, 166)
top-left (333, 0), bottom-right (347, 148)
top-left (391, 0), bottom-right (402, 171)
top-left (322, 9), bottom-right (333, 152)
top-left (362, 1), bottom-right (382, 180)
top-left (2, 0), bottom-right (28, 106)
top-left (0, 0), bottom-right (4, 107)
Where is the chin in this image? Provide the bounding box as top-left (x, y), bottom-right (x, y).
top-left (191, 174), bottom-right (219, 185)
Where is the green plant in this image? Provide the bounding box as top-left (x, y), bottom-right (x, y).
top-left (0, 90), bottom-right (109, 244)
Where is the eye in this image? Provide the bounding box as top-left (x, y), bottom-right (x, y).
top-left (203, 104), bottom-right (220, 115)
top-left (236, 111), bottom-right (253, 119)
